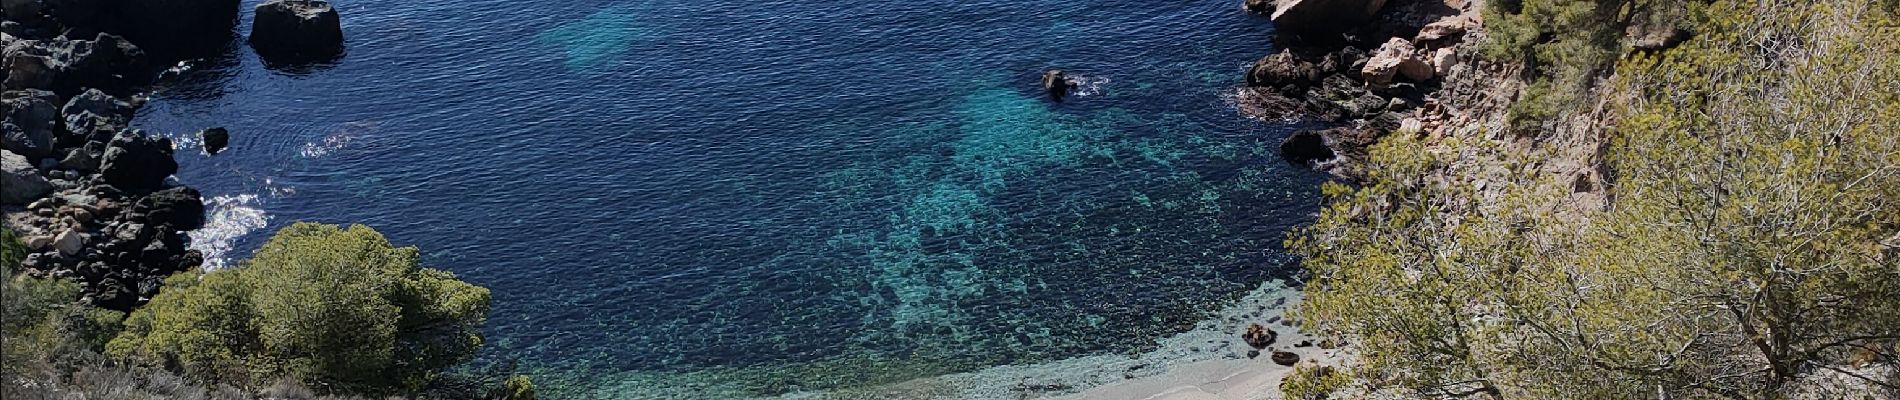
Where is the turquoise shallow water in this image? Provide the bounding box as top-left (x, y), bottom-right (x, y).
top-left (132, 0), bottom-right (1320, 396)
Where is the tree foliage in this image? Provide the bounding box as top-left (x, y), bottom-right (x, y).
top-left (1293, 0), bottom-right (1900, 398)
top-left (107, 222), bottom-right (493, 394)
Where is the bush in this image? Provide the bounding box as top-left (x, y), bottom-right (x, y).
top-left (1280, 364), bottom-right (1350, 400)
top-left (107, 222), bottom-right (493, 395)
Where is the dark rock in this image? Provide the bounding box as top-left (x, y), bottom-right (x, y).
top-left (249, 0), bottom-right (345, 63)
top-left (1271, 351), bottom-right (1300, 366)
top-left (1242, 323), bottom-right (1277, 349)
top-left (133, 186), bottom-right (203, 230)
top-left (198, 127), bottom-right (228, 154)
top-left (117, 0), bottom-right (241, 55)
top-left (1244, 0), bottom-right (1275, 14)
top-left (1271, 0), bottom-right (1389, 33)
top-left (1041, 69), bottom-right (1074, 102)
top-left (1, 34), bottom-right (147, 93)
top-left (58, 147), bottom-right (96, 170)
top-left (1247, 51), bottom-right (1321, 88)
top-left (60, 88), bottom-right (133, 143)
top-left (1297, 340), bottom-right (1313, 347)
top-left (1246, 349), bottom-right (1261, 359)
top-left (2, 89), bottom-right (59, 157)
top-left (98, 130), bottom-right (175, 190)
top-left (2, 149), bottom-right (53, 204)
top-left (1281, 129), bottom-right (1335, 167)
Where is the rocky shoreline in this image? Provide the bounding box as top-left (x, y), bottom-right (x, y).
top-left (3, 0), bottom-right (344, 310)
top-left (1242, 0), bottom-right (1485, 182)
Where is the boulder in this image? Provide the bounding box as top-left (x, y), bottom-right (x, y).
top-left (1243, 323), bottom-right (1278, 349)
top-left (1041, 69), bottom-right (1074, 102)
top-left (1415, 16), bottom-right (1471, 43)
top-left (198, 127), bottom-right (228, 154)
top-left (2, 89), bottom-right (59, 157)
top-left (1280, 129), bottom-right (1336, 167)
top-left (133, 186), bottom-right (204, 230)
top-left (52, 228), bottom-right (83, 256)
top-left (2, 149), bottom-right (52, 204)
top-left (250, 0), bottom-right (345, 62)
top-left (117, 0), bottom-right (241, 55)
top-left (1270, 351), bottom-right (1301, 366)
top-left (1271, 0), bottom-right (1389, 33)
top-left (1431, 48), bottom-right (1458, 78)
top-left (1361, 37), bottom-right (1432, 84)
top-left (3, 42), bottom-right (58, 90)
top-left (98, 130), bottom-right (176, 190)
top-left (60, 88), bottom-right (133, 143)
top-left (1246, 50), bottom-right (1320, 89)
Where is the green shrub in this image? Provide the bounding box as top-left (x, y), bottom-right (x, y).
top-left (108, 222), bottom-right (493, 395)
top-left (1280, 364), bottom-right (1350, 400)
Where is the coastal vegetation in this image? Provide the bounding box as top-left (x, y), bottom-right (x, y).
top-left (1290, 0), bottom-right (1900, 398)
top-left (2, 224), bottom-right (535, 400)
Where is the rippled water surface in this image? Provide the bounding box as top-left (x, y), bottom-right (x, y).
top-left (134, 0), bottom-right (1320, 396)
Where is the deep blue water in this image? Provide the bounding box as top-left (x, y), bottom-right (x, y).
top-left (133, 0), bottom-right (1321, 395)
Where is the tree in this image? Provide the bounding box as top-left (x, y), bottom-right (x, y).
top-left (107, 222), bottom-right (492, 395)
top-left (1292, 0), bottom-right (1900, 398)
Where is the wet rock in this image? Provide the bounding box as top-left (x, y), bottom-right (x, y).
top-left (98, 130), bottom-right (176, 190)
top-left (1243, 0), bottom-right (1275, 14)
top-left (1246, 50), bottom-right (1321, 89)
top-left (1041, 69), bottom-right (1074, 102)
top-left (1271, 0), bottom-right (1389, 33)
top-left (2, 149), bottom-right (52, 204)
top-left (1280, 129), bottom-right (1334, 167)
top-left (60, 88), bottom-right (134, 143)
top-left (198, 127), bottom-right (229, 154)
top-left (1243, 323), bottom-right (1278, 348)
top-left (2, 89), bottom-right (59, 157)
top-left (1362, 37), bottom-right (1431, 84)
top-left (133, 186), bottom-right (204, 230)
top-left (1271, 351), bottom-right (1301, 366)
top-left (250, 0), bottom-right (345, 63)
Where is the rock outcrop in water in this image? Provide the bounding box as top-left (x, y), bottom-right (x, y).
top-left (250, 0), bottom-right (344, 63)
top-left (1042, 69), bottom-right (1075, 102)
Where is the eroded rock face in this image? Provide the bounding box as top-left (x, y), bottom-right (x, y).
top-left (3, 89), bottom-right (60, 157)
top-left (2, 149), bottom-right (52, 204)
top-left (1271, 0), bottom-right (1390, 33)
top-left (250, 0), bottom-right (344, 63)
top-left (1361, 37), bottom-right (1431, 84)
top-left (0, 33), bottom-right (147, 93)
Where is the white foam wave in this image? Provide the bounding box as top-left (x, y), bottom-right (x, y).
top-left (188, 194), bottom-right (270, 271)
top-left (1067, 74), bottom-right (1112, 98)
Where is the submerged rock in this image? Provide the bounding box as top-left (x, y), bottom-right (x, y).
top-left (2, 149), bottom-right (52, 204)
top-left (1272, 0), bottom-right (1389, 33)
top-left (1041, 69), bottom-right (1075, 102)
top-left (250, 0), bottom-right (345, 63)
